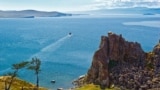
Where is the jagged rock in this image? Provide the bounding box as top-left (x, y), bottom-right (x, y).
top-left (147, 80), bottom-right (152, 84)
top-left (140, 84), bottom-right (148, 89)
top-left (82, 32), bottom-right (160, 90)
top-left (152, 78), bottom-right (158, 83)
top-left (72, 75), bottom-right (86, 87)
top-left (153, 41), bottom-right (160, 55)
top-left (153, 42), bottom-right (160, 68)
top-left (86, 32), bottom-right (145, 88)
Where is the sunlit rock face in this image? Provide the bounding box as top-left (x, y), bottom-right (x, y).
top-left (86, 32), bottom-right (145, 88)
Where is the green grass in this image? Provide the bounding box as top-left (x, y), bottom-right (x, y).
top-left (0, 76), bottom-right (48, 90)
top-left (76, 84), bottom-right (121, 90)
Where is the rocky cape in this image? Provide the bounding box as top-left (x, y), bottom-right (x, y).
top-left (0, 10), bottom-right (72, 18)
top-left (74, 32), bottom-right (160, 90)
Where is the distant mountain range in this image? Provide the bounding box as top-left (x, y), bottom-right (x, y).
top-left (0, 10), bottom-right (72, 18)
top-left (1, 8), bottom-right (160, 18)
top-left (75, 7), bottom-right (160, 15)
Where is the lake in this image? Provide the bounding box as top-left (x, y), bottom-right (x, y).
top-left (0, 15), bottom-right (159, 89)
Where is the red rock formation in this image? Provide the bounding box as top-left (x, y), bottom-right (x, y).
top-left (86, 32), bottom-right (145, 88)
top-left (86, 35), bottom-right (110, 88)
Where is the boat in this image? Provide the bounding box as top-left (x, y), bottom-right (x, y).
top-left (51, 80), bottom-right (56, 83)
top-left (57, 88), bottom-right (63, 90)
top-left (69, 32), bottom-right (72, 35)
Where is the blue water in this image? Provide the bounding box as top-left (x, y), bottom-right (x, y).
top-left (0, 15), bottom-right (159, 89)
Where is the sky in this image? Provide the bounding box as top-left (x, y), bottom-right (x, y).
top-left (0, 0), bottom-right (160, 11)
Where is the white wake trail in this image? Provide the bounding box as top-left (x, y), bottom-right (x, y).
top-left (41, 35), bottom-right (69, 52)
top-left (0, 35), bottom-right (72, 74)
top-left (30, 35), bottom-right (72, 59)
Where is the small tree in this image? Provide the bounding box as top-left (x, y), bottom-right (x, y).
top-left (5, 61), bottom-right (29, 90)
top-left (28, 57), bottom-right (41, 90)
top-left (146, 52), bottom-right (155, 70)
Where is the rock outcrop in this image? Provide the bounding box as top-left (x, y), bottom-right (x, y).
top-left (85, 32), bottom-right (160, 89)
top-left (153, 41), bottom-right (160, 68)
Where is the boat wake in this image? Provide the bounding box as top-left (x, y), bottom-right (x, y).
top-left (30, 34), bottom-right (72, 59)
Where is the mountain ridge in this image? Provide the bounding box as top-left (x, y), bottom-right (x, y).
top-left (0, 10), bottom-right (72, 18)
top-left (73, 7), bottom-right (160, 15)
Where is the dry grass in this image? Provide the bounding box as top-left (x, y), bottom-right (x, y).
top-left (75, 84), bottom-right (121, 90)
top-left (0, 76), bottom-right (48, 90)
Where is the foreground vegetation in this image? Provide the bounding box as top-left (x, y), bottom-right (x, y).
top-left (0, 76), bottom-right (47, 90)
top-left (1, 57), bottom-right (44, 90)
top-left (75, 84), bottom-right (121, 90)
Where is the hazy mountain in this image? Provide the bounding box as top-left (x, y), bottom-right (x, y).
top-left (74, 7), bottom-right (160, 15)
top-left (0, 10), bottom-right (72, 18)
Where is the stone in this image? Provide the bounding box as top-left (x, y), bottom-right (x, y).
top-left (86, 32), bottom-right (145, 88)
top-left (84, 32), bottom-right (160, 89)
top-left (140, 84), bottom-right (148, 89)
top-left (147, 80), bottom-right (152, 85)
top-left (152, 78), bottom-right (158, 83)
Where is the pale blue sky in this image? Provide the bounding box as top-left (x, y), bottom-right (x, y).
top-left (0, 0), bottom-right (160, 11)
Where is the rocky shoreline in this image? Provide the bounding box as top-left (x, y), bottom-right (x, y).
top-left (110, 62), bottom-right (160, 90)
top-left (74, 32), bottom-right (160, 90)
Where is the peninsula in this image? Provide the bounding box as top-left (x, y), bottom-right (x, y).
top-left (0, 10), bottom-right (72, 18)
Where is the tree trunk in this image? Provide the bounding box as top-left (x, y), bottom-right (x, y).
top-left (5, 80), bottom-right (8, 90)
top-left (36, 73), bottom-right (39, 90)
top-left (21, 86), bottom-right (24, 90)
top-left (7, 70), bottom-right (17, 90)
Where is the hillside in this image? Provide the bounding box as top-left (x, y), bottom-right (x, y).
top-left (0, 10), bottom-right (72, 18)
top-left (0, 76), bottom-right (47, 90)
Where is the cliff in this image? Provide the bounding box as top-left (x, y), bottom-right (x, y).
top-left (85, 32), bottom-right (160, 89)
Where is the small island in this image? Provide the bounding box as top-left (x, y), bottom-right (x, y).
top-left (23, 16), bottom-right (35, 18)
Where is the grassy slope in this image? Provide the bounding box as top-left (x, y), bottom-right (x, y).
top-left (0, 76), bottom-right (48, 90)
top-left (76, 84), bottom-right (121, 90)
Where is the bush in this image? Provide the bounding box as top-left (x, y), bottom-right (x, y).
top-left (108, 60), bottom-right (118, 69)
